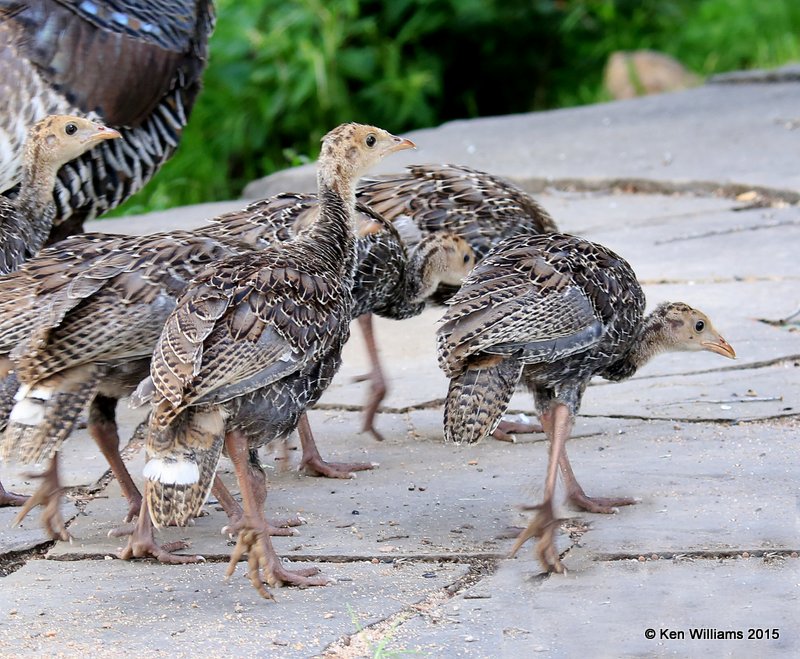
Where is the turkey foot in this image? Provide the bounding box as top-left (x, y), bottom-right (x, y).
top-left (0, 480), bottom-right (27, 507)
top-left (210, 474), bottom-right (304, 536)
top-left (299, 453), bottom-right (375, 480)
top-left (491, 418), bottom-right (543, 442)
top-left (298, 413), bottom-right (376, 479)
top-left (566, 488), bottom-right (636, 514)
top-left (221, 515), bottom-right (303, 539)
top-left (354, 313), bottom-right (388, 442)
top-left (559, 448), bottom-right (635, 514)
top-left (12, 455), bottom-right (69, 541)
top-left (117, 496), bottom-right (204, 565)
top-left (508, 500), bottom-right (565, 574)
top-left (225, 525), bottom-right (328, 599)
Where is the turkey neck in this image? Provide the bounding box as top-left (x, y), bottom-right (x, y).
top-left (313, 158), bottom-right (358, 281)
top-left (14, 141), bottom-right (58, 251)
top-left (604, 307), bottom-right (672, 381)
top-left (405, 237), bottom-right (448, 303)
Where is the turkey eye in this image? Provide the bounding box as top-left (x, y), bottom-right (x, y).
top-left (463, 253), bottom-right (470, 264)
top-left (695, 320), bottom-right (705, 332)
top-left (65, 123), bottom-right (78, 136)
top-left (365, 134), bottom-right (376, 147)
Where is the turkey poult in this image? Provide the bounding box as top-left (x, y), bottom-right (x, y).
top-left (437, 232), bottom-right (736, 573)
top-left (0, 0), bottom-right (214, 239)
top-left (0, 114), bottom-right (119, 509)
top-left (132, 124), bottom-right (414, 596)
top-left (0, 115), bottom-right (121, 273)
top-left (355, 164), bottom-right (557, 441)
top-left (0, 190), bottom-right (468, 544)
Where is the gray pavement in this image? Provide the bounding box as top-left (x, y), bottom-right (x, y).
top-left (1, 78), bottom-right (799, 657)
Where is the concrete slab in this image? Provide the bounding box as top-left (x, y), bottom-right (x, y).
top-left (578, 363), bottom-right (799, 422)
top-left (0, 407), bottom-right (147, 555)
top-left (0, 503), bottom-right (74, 556)
top-left (392, 558), bottom-right (800, 658)
top-left (48, 413), bottom-right (795, 567)
top-left (49, 410), bottom-right (639, 561)
top-left (0, 558), bottom-right (468, 656)
top-left (50, 410), bottom-right (545, 561)
top-left (244, 82), bottom-right (800, 199)
top-left (547, 191), bottom-right (739, 236)
top-left (585, 204), bottom-right (800, 282)
top-left (560, 420), bottom-right (797, 556)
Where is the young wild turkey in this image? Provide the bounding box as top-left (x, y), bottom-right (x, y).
top-left (134, 124), bottom-right (414, 596)
top-left (0, 114), bottom-right (120, 507)
top-left (0, 115), bottom-right (121, 272)
top-left (354, 164), bottom-right (558, 440)
top-left (437, 232), bottom-right (736, 573)
top-left (0, 0), bottom-right (214, 240)
top-left (1, 188), bottom-right (469, 542)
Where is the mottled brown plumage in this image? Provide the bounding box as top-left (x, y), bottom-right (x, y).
top-left (138, 124), bottom-right (414, 596)
top-left (437, 232), bottom-right (736, 573)
top-left (2, 185), bottom-right (469, 538)
top-left (353, 163), bottom-right (555, 438)
top-left (358, 163), bottom-right (557, 264)
top-left (0, 0), bottom-right (214, 236)
top-left (0, 114), bottom-right (119, 509)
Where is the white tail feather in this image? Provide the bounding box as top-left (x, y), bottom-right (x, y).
top-left (143, 458), bottom-right (200, 485)
top-left (13, 384), bottom-right (53, 402)
top-left (9, 398), bottom-right (45, 426)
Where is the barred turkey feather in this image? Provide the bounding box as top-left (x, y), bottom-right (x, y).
top-left (145, 406), bottom-right (225, 528)
top-left (4, 375), bottom-right (100, 464)
top-left (0, 0), bottom-right (215, 237)
top-left (443, 356), bottom-right (522, 445)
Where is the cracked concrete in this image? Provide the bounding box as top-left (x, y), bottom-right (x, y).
top-left (1, 78), bottom-right (799, 656)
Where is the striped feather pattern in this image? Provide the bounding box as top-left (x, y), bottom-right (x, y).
top-left (358, 163), bottom-right (557, 262)
top-left (0, 0), bottom-right (214, 233)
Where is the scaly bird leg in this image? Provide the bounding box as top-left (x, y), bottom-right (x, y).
top-left (89, 395), bottom-right (142, 523)
top-left (116, 489), bottom-right (204, 564)
top-left (12, 454), bottom-right (70, 541)
top-left (224, 431), bottom-right (327, 598)
top-left (353, 313), bottom-right (388, 441)
top-left (297, 413), bottom-right (375, 479)
top-left (508, 403), bottom-right (570, 573)
top-left (214, 472), bottom-right (304, 537)
top-left (0, 479), bottom-right (27, 507)
top-left (559, 446), bottom-right (636, 514)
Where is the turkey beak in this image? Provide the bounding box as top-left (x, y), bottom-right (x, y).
top-left (702, 335), bottom-right (736, 359)
top-left (87, 126), bottom-right (122, 144)
top-left (387, 136), bottom-right (416, 153)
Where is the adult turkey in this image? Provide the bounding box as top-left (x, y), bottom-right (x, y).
top-left (0, 0), bottom-right (214, 240)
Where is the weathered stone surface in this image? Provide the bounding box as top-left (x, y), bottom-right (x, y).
top-left (0, 558), bottom-right (468, 656)
top-left (243, 82), bottom-right (800, 199)
top-left (395, 558), bottom-right (799, 657)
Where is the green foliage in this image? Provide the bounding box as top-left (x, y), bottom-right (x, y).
top-left (110, 0), bottom-right (800, 216)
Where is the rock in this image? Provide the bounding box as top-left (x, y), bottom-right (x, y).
top-left (604, 50), bottom-right (701, 100)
